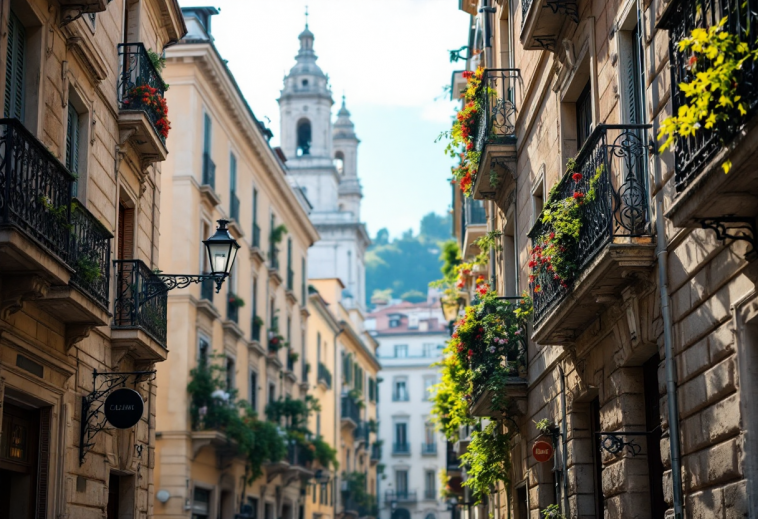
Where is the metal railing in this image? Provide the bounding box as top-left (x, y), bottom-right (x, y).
top-left (288, 442), bottom-right (310, 467)
top-left (117, 43), bottom-right (167, 143)
top-left (113, 259), bottom-right (168, 347)
top-left (446, 444), bottom-right (461, 471)
top-left (341, 395), bottom-right (360, 424)
top-left (421, 442), bottom-right (437, 455)
top-left (354, 422), bottom-right (370, 443)
top-left (392, 443), bottom-right (410, 455)
top-left (474, 69), bottom-right (520, 153)
top-left (528, 124), bottom-right (651, 324)
top-left (0, 119), bottom-right (74, 264)
top-left (318, 362), bottom-right (332, 389)
top-left (371, 443), bottom-right (382, 461)
top-left (392, 391), bottom-right (409, 402)
top-left (227, 298), bottom-right (239, 323)
top-left (424, 490), bottom-right (436, 500)
top-left (252, 223), bottom-right (261, 248)
top-left (269, 245), bottom-right (279, 270)
top-left (521, 0), bottom-right (534, 28)
top-left (385, 490), bottom-right (416, 503)
top-left (202, 152), bottom-right (216, 189)
top-left (662, 0), bottom-right (758, 193)
top-left (230, 192), bottom-right (240, 221)
top-left (200, 276), bottom-right (214, 302)
top-left (69, 201), bottom-right (111, 309)
top-left (464, 198), bottom-right (487, 226)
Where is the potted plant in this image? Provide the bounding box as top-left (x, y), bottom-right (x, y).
top-left (228, 292), bottom-right (245, 308)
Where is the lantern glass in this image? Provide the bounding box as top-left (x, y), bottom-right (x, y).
top-left (440, 297), bottom-right (461, 322)
top-left (203, 220), bottom-right (240, 276)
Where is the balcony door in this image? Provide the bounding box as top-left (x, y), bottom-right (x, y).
top-left (395, 422), bottom-right (407, 449)
top-left (4, 11), bottom-right (26, 121)
top-left (395, 469), bottom-right (408, 495)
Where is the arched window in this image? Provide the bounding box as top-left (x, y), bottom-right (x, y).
top-left (296, 119), bottom-right (311, 156)
top-left (334, 151), bottom-right (345, 174)
top-left (301, 79), bottom-right (309, 87)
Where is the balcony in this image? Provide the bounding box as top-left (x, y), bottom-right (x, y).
top-left (470, 69), bottom-right (520, 200)
top-left (117, 43), bottom-right (169, 163)
top-left (318, 362), bottom-right (332, 389)
top-left (461, 198), bottom-right (487, 259)
top-left (370, 442), bottom-right (381, 464)
top-left (112, 259), bottom-right (168, 362)
top-left (251, 316), bottom-right (262, 342)
top-left (226, 299), bottom-right (239, 324)
top-left (528, 125), bottom-right (655, 345)
top-left (286, 442), bottom-right (315, 478)
top-left (385, 490), bottom-right (417, 504)
top-left (392, 443), bottom-right (410, 456)
top-left (659, 0), bottom-right (758, 228)
top-left (424, 490), bottom-right (436, 501)
top-left (354, 422), bottom-right (370, 445)
top-left (0, 120), bottom-right (112, 335)
top-left (341, 395), bottom-right (360, 429)
top-left (421, 442), bottom-right (437, 456)
top-left (446, 443), bottom-right (462, 473)
top-left (520, 0), bottom-right (577, 51)
top-left (392, 391), bottom-right (409, 402)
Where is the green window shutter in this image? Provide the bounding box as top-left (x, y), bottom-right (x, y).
top-left (66, 104), bottom-right (80, 196)
top-left (230, 153), bottom-right (237, 192)
top-left (203, 113), bottom-right (212, 153)
top-left (4, 11), bottom-right (26, 120)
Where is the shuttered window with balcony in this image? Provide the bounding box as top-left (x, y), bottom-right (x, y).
top-left (66, 103), bottom-right (81, 196)
top-left (4, 11), bottom-right (26, 120)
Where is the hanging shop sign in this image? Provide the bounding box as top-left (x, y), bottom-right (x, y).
top-left (532, 439), bottom-right (554, 463)
top-left (104, 388), bottom-right (144, 429)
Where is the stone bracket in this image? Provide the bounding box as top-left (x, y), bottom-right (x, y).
top-left (0, 275), bottom-right (50, 319)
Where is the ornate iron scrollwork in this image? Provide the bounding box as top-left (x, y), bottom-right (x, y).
top-left (698, 217), bottom-right (757, 258)
top-left (79, 369), bottom-right (156, 465)
top-left (596, 431), bottom-right (653, 457)
top-left (544, 0), bottom-right (579, 22)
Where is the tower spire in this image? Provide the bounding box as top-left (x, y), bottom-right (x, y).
top-left (305, 5), bottom-right (309, 28)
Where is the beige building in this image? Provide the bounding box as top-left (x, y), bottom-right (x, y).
top-left (0, 0), bottom-right (184, 518)
top-left (445, 0), bottom-right (758, 518)
top-left (153, 7), bottom-right (322, 519)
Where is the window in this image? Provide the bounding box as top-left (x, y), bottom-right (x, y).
top-left (316, 413), bottom-right (321, 436)
top-left (202, 113), bottom-right (213, 187)
top-left (393, 379), bottom-right (408, 401)
top-left (368, 378), bottom-right (376, 402)
top-left (301, 257), bottom-right (306, 302)
top-left (531, 172), bottom-right (545, 227)
top-left (515, 485), bottom-right (528, 519)
top-left (4, 10), bottom-right (26, 120)
top-left (226, 357), bottom-right (235, 392)
top-left (620, 27), bottom-right (644, 125)
top-left (66, 102), bottom-right (81, 196)
top-left (334, 151), bottom-right (344, 175)
top-left (250, 370), bottom-right (258, 411)
top-left (576, 81), bottom-right (593, 149)
top-left (394, 344), bottom-right (408, 358)
top-left (268, 382), bottom-right (276, 404)
top-left (287, 238), bottom-right (293, 290)
top-left (192, 487), bottom-right (211, 519)
top-left (264, 503), bottom-right (273, 519)
top-left (198, 336), bottom-right (210, 363)
top-left (502, 217), bottom-right (516, 295)
top-left (422, 343), bottom-right (435, 357)
top-left (229, 153), bottom-right (239, 221)
top-left (424, 470), bottom-right (436, 500)
top-left (424, 377), bottom-right (436, 401)
top-left (395, 470), bottom-right (408, 495)
top-left (252, 187), bottom-right (259, 246)
top-left (424, 422), bottom-right (436, 446)
top-left (296, 119), bottom-right (311, 156)
top-left (302, 79), bottom-right (309, 87)
top-left (394, 422), bottom-right (408, 448)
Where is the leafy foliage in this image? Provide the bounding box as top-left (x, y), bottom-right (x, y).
top-left (461, 421), bottom-right (512, 500)
top-left (658, 17), bottom-right (758, 173)
top-left (270, 224), bottom-right (288, 244)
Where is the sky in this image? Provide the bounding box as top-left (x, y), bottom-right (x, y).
top-left (177, 0), bottom-right (470, 238)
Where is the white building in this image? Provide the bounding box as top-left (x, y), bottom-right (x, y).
top-left (278, 23), bottom-right (370, 310)
top-left (367, 297), bottom-right (450, 519)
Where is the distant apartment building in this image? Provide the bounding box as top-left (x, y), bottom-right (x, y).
top-left (367, 296), bottom-right (449, 519)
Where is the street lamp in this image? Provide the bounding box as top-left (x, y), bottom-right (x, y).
top-left (440, 296), bottom-right (462, 322)
top-left (145, 219), bottom-right (240, 298)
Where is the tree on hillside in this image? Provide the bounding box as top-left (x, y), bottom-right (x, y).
top-left (365, 212), bottom-right (452, 308)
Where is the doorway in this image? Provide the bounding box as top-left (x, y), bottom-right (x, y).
top-left (0, 402), bottom-right (42, 519)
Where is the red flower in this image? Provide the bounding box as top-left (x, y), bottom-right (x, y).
top-left (476, 275), bottom-right (485, 284)
top-left (688, 55), bottom-right (697, 69)
top-left (535, 285), bottom-right (542, 292)
top-left (549, 232), bottom-right (555, 239)
top-left (466, 141), bottom-right (473, 150)
top-left (528, 260), bottom-right (537, 268)
top-left (573, 192), bottom-right (585, 199)
top-left (467, 349), bottom-right (473, 357)
top-left (462, 70), bottom-right (473, 79)
top-left (572, 173), bottom-right (583, 182)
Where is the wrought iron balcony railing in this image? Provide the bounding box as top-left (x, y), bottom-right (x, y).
top-left (341, 394), bottom-right (360, 424)
top-left (385, 490), bottom-right (416, 504)
top-left (464, 198), bottom-right (487, 226)
top-left (251, 317), bottom-right (262, 341)
top-left (474, 69), bottom-right (519, 153)
top-left (392, 443), bottom-right (410, 455)
top-left (113, 259), bottom-right (168, 347)
top-left (662, 0), bottom-right (758, 193)
top-left (421, 442), bottom-right (437, 455)
top-left (392, 391), bottom-right (409, 402)
top-left (446, 443), bottom-right (461, 471)
top-left (202, 152), bottom-right (216, 189)
top-left (252, 223), bottom-right (261, 248)
top-left (371, 443), bottom-right (382, 461)
top-left (287, 442), bottom-right (311, 467)
top-left (354, 422), bottom-right (370, 443)
top-left (318, 362), bottom-right (332, 389)
top-left (528, 124), bottom-right (651, 324)
top-left (69, 201), bottom-right (112, 309)
top-left (230, 192), bottom-right (240, 222)
top-left (227, 299), bottom-right (239, 324)
top-left (0, 119), bottom-right (74, 263)
top-left (117, 43), bottom-right (167, 143)
top-left (269, 246), bottom-right (280, 270)
top-left (200, 275), bottom-right (215, 302)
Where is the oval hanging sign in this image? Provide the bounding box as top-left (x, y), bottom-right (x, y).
top-left (104, 388), bottom-right (144, 429)
top-left (532, 439), bottom-right (554, 463)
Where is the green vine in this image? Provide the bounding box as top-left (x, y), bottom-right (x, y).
top-left (658, 17), bottom-right (758, 173)
top-left (74, 254), bottom-right (103, 284)
top-left (460, 421), bottom-right (512, 501)
top-left (541, 505), bottom-right (566, 519)
top-left (270, 224), bottom-right (288, 244)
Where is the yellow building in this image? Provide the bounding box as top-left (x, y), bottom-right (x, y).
top-left (307, 279), bottom-right (381, 519)
top-left (0, 0), bottom-right (184, 517)
top-left (154, 7), bottom-right (320, 519)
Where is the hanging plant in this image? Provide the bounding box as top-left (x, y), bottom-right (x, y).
top-left (270, 224), bottom-right (288, 244)
top-left (658, 17), bottom-right (758, 173)
top-left (528, 163), bottom-right (603, 290)
top-left (228, 292), bottom-right (245, 308)
top-left (288, 350), bottom-right (300, 363)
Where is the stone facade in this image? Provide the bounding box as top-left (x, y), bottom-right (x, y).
top-left (449, 0), bottom-right (758, 518)
top-left (0, 0), bottom-right (184, 518)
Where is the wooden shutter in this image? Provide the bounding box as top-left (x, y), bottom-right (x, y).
top-left (4, 11), bottom-right (26, 120)
top-left (117, 203), bottom-right (134, 260)
top-left (66, 104), bottom-right (80, 196)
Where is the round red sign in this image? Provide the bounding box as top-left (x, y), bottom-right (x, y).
top-left (532, 440), bottom-right (554, 463)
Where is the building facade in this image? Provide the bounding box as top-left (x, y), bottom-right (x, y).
top-left (444, 0), bottom-right (758, 518)
top-left (0, 0), bottom-right (184, 517)
top-left (278, 24), bottom-right (370, 312)
top-left (366, 297), bottom-right (449, 519)
top-left (154, 8), bottom-right (320, 519)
